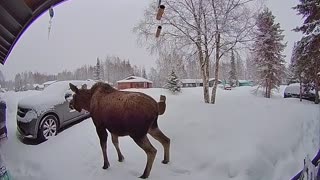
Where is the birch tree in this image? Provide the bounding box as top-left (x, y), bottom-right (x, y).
top-left (208, 0), bottom-right (258, 103)
top-left (229, 49), bottom-right (237, 86)
top-left (135, 0), bottom-right (259, 104)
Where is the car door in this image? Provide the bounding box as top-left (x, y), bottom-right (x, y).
top-left (59, 90), bottom-right (84, 125)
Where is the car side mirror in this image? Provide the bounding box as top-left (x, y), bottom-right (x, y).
top-left (64, 91), bottom-right (73, 102)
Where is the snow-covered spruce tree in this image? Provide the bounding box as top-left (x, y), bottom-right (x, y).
top-left (292, 0), bottom-right (320, 104)
top-left (165, 70), bottom-right (181, 93)
top-left (94, 58), bottom-right (102, 81)
top-left (252, 8), bottom-right (286, 98)
top-left (229, 50), bottom-right (237, 87)
top-left (142, 67), bottom-right (147, 79)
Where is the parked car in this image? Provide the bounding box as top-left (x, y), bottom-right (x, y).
top-left (284, 83), bottom-right (316, 101)
top-left (17, 80), bottom-right (95, 141)
top-left (224, 84), bottom-right (232, 90)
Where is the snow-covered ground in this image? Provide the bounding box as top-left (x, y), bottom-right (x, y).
top-left (1, 86), bottom-right (319, 180)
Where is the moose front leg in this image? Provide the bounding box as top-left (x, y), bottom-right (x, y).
top-left (96, 127), bottom-right (110, 169)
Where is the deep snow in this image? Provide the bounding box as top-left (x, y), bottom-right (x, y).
top-left (1, 86), bottom-right (319, 180)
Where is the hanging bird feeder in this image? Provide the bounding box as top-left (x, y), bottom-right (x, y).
top-left (155, 0), bottom-right (165, 38)
top-left (156, 5), bottom-right (165, 20)
top-left (155, 26), bottom-right (162, 38)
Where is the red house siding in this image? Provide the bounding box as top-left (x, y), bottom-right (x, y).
top-left (117, 82), bottom-right (152, 90)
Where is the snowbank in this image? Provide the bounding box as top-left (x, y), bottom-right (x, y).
top-left (1, 86), bottom-right (319, 180)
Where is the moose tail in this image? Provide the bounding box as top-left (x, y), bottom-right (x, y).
top-left (158, 95), bottom-right (166, 115)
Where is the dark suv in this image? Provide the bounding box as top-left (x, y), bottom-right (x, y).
top-left (284, 83), bottom-right (316, 101)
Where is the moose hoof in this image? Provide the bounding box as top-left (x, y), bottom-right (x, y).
top-left (118, 156), bottom-right (125, 162)
top-left (102, 164), bottom-right (110, 169)
top-left (162, 160), bottom-right (169, 164)
top-left (139, 174), bottom-right (148, 179)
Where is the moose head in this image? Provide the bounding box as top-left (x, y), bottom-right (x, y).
top-left (68, 83), bottom-right (92, 112)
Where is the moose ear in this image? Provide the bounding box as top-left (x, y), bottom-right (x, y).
top-left (69, 83), bottom-right (79, 93)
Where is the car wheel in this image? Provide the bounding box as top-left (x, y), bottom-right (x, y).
top-left (38, 114), bottom-right (58, 141)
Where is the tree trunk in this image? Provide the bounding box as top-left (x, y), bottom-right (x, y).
top-left (268, 83), bottom-right (272, 98)
top-left (198, 48), bottom-right (210, 103)
top-left (299, 74), bottom-right (302, 102)
top-left (211, 33), bottom-right (220, 104)
top-left (315, 73), bottom-right (319, 104)
top-left (267, 78), bottom-right (272, 98)
top-left (265, 79), bottom-right (268, 98)
top-left (201, 62), bottom-right (210, 103)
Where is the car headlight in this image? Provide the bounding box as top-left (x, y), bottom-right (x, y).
top-left (19, 110), bottom-right (38, 123)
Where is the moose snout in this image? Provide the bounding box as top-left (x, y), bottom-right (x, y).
top-left (69, 100), bottom-right (74, 110)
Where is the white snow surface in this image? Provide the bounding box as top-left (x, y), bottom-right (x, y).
top-left (1, 86), bottom-right (320, 180)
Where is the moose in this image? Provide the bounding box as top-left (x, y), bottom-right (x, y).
top-left (68, 82), bottom-right (170, 179)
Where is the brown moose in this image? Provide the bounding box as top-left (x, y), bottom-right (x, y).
top-left (69, 82), bottom-right (170, 179)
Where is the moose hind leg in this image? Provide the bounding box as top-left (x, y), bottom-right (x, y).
top-left (133, 135), bottom-right (157, 179)
top-left (148, 127), bottom-right (170, 164)
top-left (96, 127), bottom-right (110, 169)
top-left (111, 133), bottom-right (124, 162)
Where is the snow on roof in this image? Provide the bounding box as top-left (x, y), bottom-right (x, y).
top-left (117, 76), bottom-right (153, 83)
top-left (33, 84), bottom-right (44, 88)
top-left (180, 79), bottom-right (202, 84)
top-left (180, 78), bottom-right (221, 83)
top-left (209, 78), bottom-right (222, 82)
top-left (238, 80), bottom-right (252, 83)
top-left (43, 80), bottom-right (57, 86)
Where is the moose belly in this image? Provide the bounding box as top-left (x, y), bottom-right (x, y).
top-left (104, 116), bottom-right (154, 137)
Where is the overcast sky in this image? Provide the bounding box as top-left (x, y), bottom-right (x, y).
top-left (0, 0), bottom-right (303, 80)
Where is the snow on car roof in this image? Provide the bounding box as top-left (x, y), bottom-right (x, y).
top-left (18, 80), bottom-right (95, 115)
top-left (285, 83), bottom-right (315, 94)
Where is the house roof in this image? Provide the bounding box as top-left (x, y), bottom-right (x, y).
top-left (0, 0), bottom-right (67, 64)
top-left (180, 79), bottom-right (202, 84)
top-left (117, 76), bottom-right (153, 83)
top-left (43, 80), bottom-right (57, 85)
top-left (238, 80), bottom-right (252, 83)
top-left (180, 78), bottom-right (222, 84)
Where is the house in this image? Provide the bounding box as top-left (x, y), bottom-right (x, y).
top-left (237, 80), bottom-right (253, 87)
top-left (117, 76), bottom-right (153, 90)
top-left (33, 84), bottom-right (44, 90)
top-left (181, 78), bottom-right (222, 88)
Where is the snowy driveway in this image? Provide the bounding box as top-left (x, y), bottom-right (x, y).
top-left (1, 87), bottom-right (319, 180)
